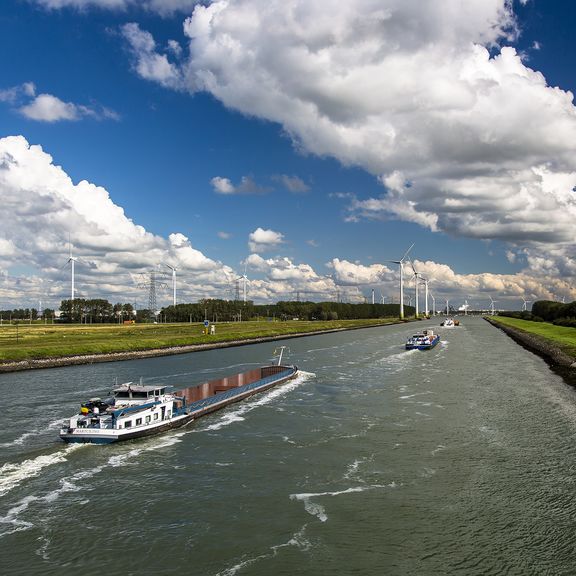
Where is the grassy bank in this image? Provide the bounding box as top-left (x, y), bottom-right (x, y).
top-left (0, 318), bottom-right (401, 364)
top-left (489, 316), bottom-right (576, 360)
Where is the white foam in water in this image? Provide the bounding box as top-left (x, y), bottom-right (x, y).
top-left (431, 445), bottom-right (446, 456)
top-left (290, 483), bottom-right (399, 522)
top-left (0, 444), bottom-right (84, 498)
top-left (399, 391), bottom-right (433, 400)
top-left (216, 524), bottom-right (312, 576)
top-left (0, 462), bottom-right (107, 539)
top-left (199, 371), bottom-right (314, 432)
top-left (0, 431), bottom-right (190, 539)
top-left (0, 495), bottom-right (37, 537)
top-left (0, 431), bottom-right (36, 448)
top-left (343, 456), bottom-right (373, 480)
top-left (290, 487), bottom-right (368, 522)
top-left (0, 418), bottom-right (67, 448)
top-left (107, 430), bottom-right (187, 468)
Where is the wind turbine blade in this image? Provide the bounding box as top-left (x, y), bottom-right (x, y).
top-left (400, 243), bottom-right (415, 262)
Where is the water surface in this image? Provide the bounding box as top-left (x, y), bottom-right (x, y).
top-left (2, 318), bottom-right (576, 575)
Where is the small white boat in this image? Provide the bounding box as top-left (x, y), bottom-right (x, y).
top-left (441, 317), bottom-right (455, 327)
top-left (60, 348), bottom-right (298, 444)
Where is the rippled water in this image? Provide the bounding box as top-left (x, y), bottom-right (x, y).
top-left (2, 318), bottom-right (576, 575)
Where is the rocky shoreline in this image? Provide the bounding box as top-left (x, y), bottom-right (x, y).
top-left (485, 317), bottom-right (576, 386)
top-left (0, 322), bottom-right (403, 374)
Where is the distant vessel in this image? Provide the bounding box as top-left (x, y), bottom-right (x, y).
top-left (441, 318), bottom-right (455, 327)
top-left (405, 329), bottom-right (440, 350)
top-left (60, 347), bottom-right (298, 444)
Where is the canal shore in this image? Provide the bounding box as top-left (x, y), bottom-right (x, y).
top-left (0, 321), bottom-right (406, 373)
top-left (485, 317), bottom-right (576, 386)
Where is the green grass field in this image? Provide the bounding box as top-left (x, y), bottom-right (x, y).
top-left (0, 318), bottom-right (400, 363)
top-left (491, 316), bottom-right (576, 359)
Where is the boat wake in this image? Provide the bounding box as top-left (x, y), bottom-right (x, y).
top-left (0, 431), bottom-right (189, 539)
top-left (0, 444), bottom-right (85, 498)
top-left (0, 419), bottom-right (68, 449)
top-left (200, 371), bottom-right (315, 432)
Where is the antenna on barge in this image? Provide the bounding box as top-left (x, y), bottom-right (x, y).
top-left (273, 346), bottom-right (289, 366)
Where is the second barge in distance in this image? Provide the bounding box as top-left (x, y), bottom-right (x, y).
top-left (60, 347), bottom-right (298, 444)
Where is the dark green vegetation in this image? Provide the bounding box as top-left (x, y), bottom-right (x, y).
top-left (163, 300), bottom-right (413, 323)
top-left (499, 299), bottom-right (576, 327)
top-left (2, 299), bottom-right (414, 324)
top-left (490, 316), bottom-right (576, 360)
top-left (0, 318), bottom-right (401, 363)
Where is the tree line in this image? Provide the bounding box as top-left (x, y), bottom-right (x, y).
top-left (499, 300), bottom-right (576, 327)
top-left (161, 299), bottom-right (412, 323)
top-left (1, 298), bottom-right (414, 324)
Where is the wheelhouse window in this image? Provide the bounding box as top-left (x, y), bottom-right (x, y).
top-left (124, 420), bottom-right (132, 428)
top-left (136, 418), bottom-right (142, 426)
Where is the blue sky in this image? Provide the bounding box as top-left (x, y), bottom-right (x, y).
top-left (1, 0), bottom-right (575, 311)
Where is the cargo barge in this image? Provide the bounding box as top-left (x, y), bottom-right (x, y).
top-left (405, 329), bottom-right (440, 350)
top-left (60, 347), bottom-right (298, 444)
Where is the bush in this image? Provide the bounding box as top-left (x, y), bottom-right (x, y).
top-left (553, 318), bottom-right (576, 328)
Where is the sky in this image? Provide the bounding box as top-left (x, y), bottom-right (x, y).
top-left (1, 0), bottom-right (576, 312)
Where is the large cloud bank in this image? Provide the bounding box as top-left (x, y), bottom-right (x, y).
top-left (1, 133), bottom-right (573, 307)
top-left (0, 136), bottom-right (227, 305)
top-left (121, 0), bottom-right (576, 273)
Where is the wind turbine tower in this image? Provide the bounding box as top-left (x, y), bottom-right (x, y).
top-left (236, 263), bottom-right (250, 304)
top-left (410, 260), bottom-right (420, 318)
top-left (165, 264), bottom-right (177, 307)
top-left (66, 242), bottom-right (77, 303)
top-left (371, 289), bottom-right (375, 304)
top-left (420, 276), bottom-right (430, 316)
top-left (389, 243), bottom-right (414, 320)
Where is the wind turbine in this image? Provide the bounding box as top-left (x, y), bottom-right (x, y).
top-left (409, 260), bottom-right (420, 318)
top-left (420, 275), bottom-right (431, 317)
top-left (379, 291), bottom-right (385, 304)
top-left (521, 297), bottom-right (532, 312)
top-left (65, 240), bottom-right (77, 303)
top-left (237, 262), bottom-right (250, 304)
top-left (489, 296), bottom-right (497, 316)
top-left (389, 243), bottom-right (414, 320)
top-left (165, 264), bottom-right (177, 307)
top-left (371, 288), bottom-right (375, 305)
top-left (430, 292), bottom-right (436, 316)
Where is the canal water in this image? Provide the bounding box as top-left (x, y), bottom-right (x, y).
top-left (2, 317), bottom-right (576, 575)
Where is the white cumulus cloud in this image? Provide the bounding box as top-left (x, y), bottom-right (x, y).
top-left (248, 228), bottom-right (285, 253)
top-left (0, 136), bottom-right (226, 307)
top-left (119, 0), bottom-right (576, 278)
